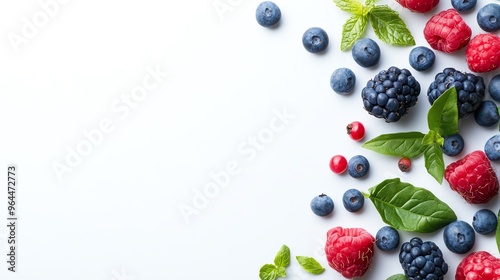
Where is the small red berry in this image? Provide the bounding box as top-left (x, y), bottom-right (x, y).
top-left (347, 121), bottom-right (365, 141)
top-left (398, 157), bottom-right (412, 172)
top-left (330, 155), bottom-right (348, 174)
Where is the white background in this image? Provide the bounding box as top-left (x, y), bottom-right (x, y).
top-left (0, 0), bottom-right (500, 279)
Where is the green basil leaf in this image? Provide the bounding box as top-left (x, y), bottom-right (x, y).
top-left (387, 274), bottom-right (407, 280)
top-left (424, 143), bottom-right (444, 184)
top-left (427, 87), bottom-right (458, 137)
top-left (274, 245), bottom-right (290, 267)
top-left (362, 132), bottom-right (426, 158)
top-left (333, 0), bottom-right (365, 15)
top-left (496, 209), bottom-right (500, 253)
top-left (368, 5), bottom-right (415, 46)
top-left (296, 256), bottom-right (325, 275)
top-left (341, 15), bottom-right (367, 51)
top-left (365, 178), bottom-right (457, 232)
top-left (259, 264), bottom-right (278, 280)
top-left (422, 130), bottom-right (444, 147)
top-left (276, 266), bottom-right (286, 278)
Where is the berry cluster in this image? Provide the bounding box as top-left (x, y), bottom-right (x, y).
top-left (399, 237), bottom-right (449, 280)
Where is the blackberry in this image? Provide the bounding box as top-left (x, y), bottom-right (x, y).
top-left (362, 66), bottom-right (420, 122)
top-left (427, 68), bottom-right (485, 118)
top-left (399, 237), bottom-right (448, 280)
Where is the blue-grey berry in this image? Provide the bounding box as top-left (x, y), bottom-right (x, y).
top-left (484, 134), bottom-right (500, 161)
top-left (489, 74), bottom-right (500, 102)
top-left (472, 209), bottom-right (498, 235)
top-left (409, 46), bottom-right (435, 71)
top-left (451, 0), bottom-right (477, 12)
top-left (443, 220), bottom-right (475, 254)
top-left (477, 3), bottom-right (500, 32)
top-left (474, 100), bottom-right (499, 127)
top-left (330, 68), bottom-right (356, 95)
top-left (342, 188), bottom-right (364, 212)
top-left (302, 27), bottom-right (329, 53)
top-left (255, 1), bottom-right (281, 27)
top-left (310, 194), bottom-right (334, 216)
top-left (442, 134), bottom-right (465, 157)
top-left (347, 155), bottom-right (369, 178)
top-left (352, 38), bottom-right (380, 68)
top-left (376, 226), bottom-right (400, 251)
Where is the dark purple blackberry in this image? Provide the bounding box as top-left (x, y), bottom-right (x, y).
top-left (362, 66), bottom-right (420, 122)
top-left (427, 68), bottom-right (485, 118)
top-left (399, 237), bottom-right (449, 280)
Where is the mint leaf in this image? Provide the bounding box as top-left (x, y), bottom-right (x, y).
top-left (365, 0), bottom-right (376, 11)
top-left (368, 5), bottom-right (415, 46)
top-left (259, 264), bottom-right (279, 280)
top-left (333, 0), bottom-right (365, 15)
top-left (296, 256), bottom-right (325, 275)
top-left (424, 144), bottom-right (444, 184)
top-left (362, 132), bottom-right (426, 158)
top-left (276, 267), bottom-right (286, 278)
top-left (496, 209), bottom-right (500, 253)
top-left (428, 87), bottom-right (458, 137)
top-left (365, 178), bottom-right (457, 232)
top-left (387, 274), bottom-right (407, 280)
top-left (274, 245), bottom-right (290, 268)
top-left (341, 14), bottom-right (367, 51)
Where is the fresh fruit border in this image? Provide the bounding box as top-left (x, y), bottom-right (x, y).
top-left (257, 0), bottom-right (500, 279)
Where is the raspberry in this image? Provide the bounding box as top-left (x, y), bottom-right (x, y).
top-left (466, 33), bottom-right (500, 73)
top-left (427, 67), bottom-right (485, 118)
top-left (361, 66), bottom-right (420, 122)
top-left (444, 150), bottom-right (499, 204)
top-left (396, 0), bottom-right (439, 13)
top-left (455, 251), bottom-right (500, 280)
top-left (424, 9), bottom-right (471, 53)
top-left (325, 227), bottom-right (375, 278)
top-left (399, 237), bottom-right (449, 280)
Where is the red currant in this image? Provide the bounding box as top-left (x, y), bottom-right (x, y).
top-left (330, 155), bottom-right (348, 174)
top-left (398, 157), bottom-right (412, 172)
top-left (347, 121), bottom-right (365, 141)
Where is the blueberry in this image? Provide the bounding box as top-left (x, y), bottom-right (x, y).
top-left (302, 27), bottom-right (329, 53)
top-left (352, 38), bottom-right (380, 68)
top-left (477, 3), bottom-right (500, 32)
top-left (310, 194), bottom-right (334, 216)
top-left (376, 226), bottom-right (400, 251)
top-left (472, 209), bottom-right (498, 235)
top-left (409, 46), bottom-right (435, 71)
top-left (342, 188), bottom-right (364, 212)
top-left (474, 100), bottom-right (499, 127)
top-left (443, 220), bottom-right (475, 254)
top-left (255, 1), bottom-right (281, 27)
top-left (489, 74), bottom-right (500, 102)
top-left (484, 134), bottom-right (500, 161)
top-left (347, 155), bottom-right (369, 178)
top-left (330, 68), bottom-right (356, 95)
top-left (441, 134), bottom-right (465, 157)
top-left (451, 0), bottom-right (477, 12)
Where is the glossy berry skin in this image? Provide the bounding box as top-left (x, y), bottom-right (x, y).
top-left (396, 0), bottom-right (439, 12)
top-left (310, 194), bottom-right (334, 216)
top-left (466, 33), bottom-right (500, 73)
top-left (472, 209), bottom-right (498, 235)
top-left (409, 46), bottom-right (435, 71)
top-left (302, 27), bottom-right (329, 53)
top-left (329, 155), bottom-right (348, 174)
top-left (362, 67), bottom-right (420, 122)
top-left (376, 226), bottom-right (400, 251)
top-left (348, 155), bottom-right (369, 178)
top-left (424, 9), bottom-right (471, 53)
top-left (474, 100), bottom-right (499, 127)
top-left (442, 133), bottom-right (464, 157)
top-left (427, 67), bottom-right (485, 118)
top-left (456, 251), bottom-right (500, 280)
top-left (445, 150), bottom-right (499, 204)
top-left (330, 68), bottom-right (356, 95)
top-left (489, 74), bottom-right (500, 102)
top-left (352, 38), bottom-right (380, 68)
top-left (443, 220), bottom-right (475, 254)
top-left (484, 134), bottom-right (500, 161)
top-left (399, 237), bottom-right (448, 280)
top-left (255, 1), bottom-right (281, 27)
top-left (346, 121), bottom-right (365, 141)
top-left (342, 189), bottom-right (364, 212)
top-left (325, 227), bottom-right (375, 278)
top-left (398, 157), bottom-right (412, 172)
top-left (477, 3), bottom-right (500, 32)
top-left (451, 0), bottom-right (477, 12)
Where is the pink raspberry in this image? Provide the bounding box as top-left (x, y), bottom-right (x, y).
top-left (325, 227), bottom-right (375, 278)
top-left (424, 9), bottom-right (471, 53)
top-left (396, 0), bottom-right (439, 13)
top-left (456, 251), bottom-right (500, 280)
top-left (466, 33), bottom-right (500, 73)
